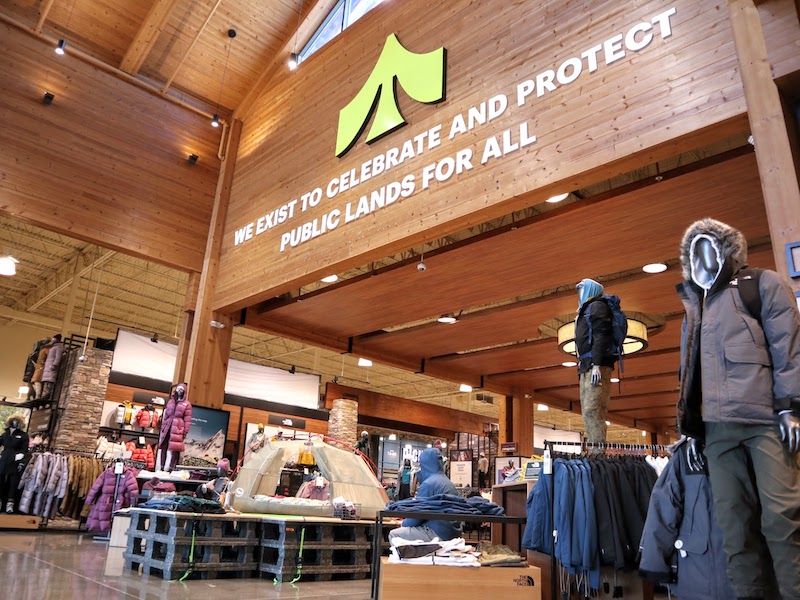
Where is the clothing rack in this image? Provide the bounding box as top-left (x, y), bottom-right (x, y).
top-left (542, 440), bottom-right (668, 600)
top-left (50, 448), bottom-right (97, 457)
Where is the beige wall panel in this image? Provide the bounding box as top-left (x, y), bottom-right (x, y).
top-left (0, 25), bottom-right (220, 272)
top-left (760, 0), bottom-right (800, 79)
top-left (214, 0), bottom-right (761, 311)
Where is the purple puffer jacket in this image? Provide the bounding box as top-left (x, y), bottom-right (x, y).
top-left (85, 468), bottom-right (139, 533)
top-left (158, 398), bottom-right (192, 452)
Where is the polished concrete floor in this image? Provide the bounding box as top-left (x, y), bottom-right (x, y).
top-left (0, 532), bottom-right (371, 600)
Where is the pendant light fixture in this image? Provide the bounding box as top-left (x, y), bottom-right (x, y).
top-left (211, 29), bottom-right (235, 128)
top-left (55, 39), bottom-right (67, 55)
top-left (288, 0), bottom-right (304, 70)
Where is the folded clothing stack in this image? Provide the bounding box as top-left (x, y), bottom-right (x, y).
top-left (388, 537), bottom-right (479, 567)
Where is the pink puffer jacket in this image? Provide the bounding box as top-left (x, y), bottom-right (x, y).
top-left (85, 468), bottom-right (139, 533)
top-left (158, 397), bottom-right (192, 452)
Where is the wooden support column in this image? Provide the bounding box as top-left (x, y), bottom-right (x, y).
top-left (511, 391), bottom-right (534, 457)
top-left (185, 121), bottom-right (243, 408)
top-left (728, 0), bottom-right (800, 288)
top-left (173, 271), bottom-right (200, 384)
top-left (498, 395), bottom-right (511, 449)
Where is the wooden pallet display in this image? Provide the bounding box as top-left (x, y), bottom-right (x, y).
top-left (123, 508), bottom-right (261, 580)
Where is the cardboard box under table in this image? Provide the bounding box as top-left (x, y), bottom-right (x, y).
top-left (379, 557), bottom-right (541, 600)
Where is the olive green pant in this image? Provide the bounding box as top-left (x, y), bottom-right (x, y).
top-left (704, 422), bottom-right (800, 600)
top-left (579, 366), bottom-right (612, 447)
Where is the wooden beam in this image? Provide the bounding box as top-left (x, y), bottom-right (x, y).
top-left (185, 120), bottom-right (243, 408)
top-left (35, 0), bottom-right (57, 33)
top-left (233, 0), bottom-right (335, 121)
top-left (120, 0), bottom-right (181, 75)
top-left (161, 0), bottom-right (224, 93)
top-left (728, 0), bottom-right (800, 288)
top-left (511, 391), bottom-right (534, 456)
top-left (173, 272), bottom-right (200, 384)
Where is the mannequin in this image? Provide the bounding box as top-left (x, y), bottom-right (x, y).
top-left (40, 334), bottom-right (64, 400)
top-left (477, 452), bottom-right (489, 489)
top-left (399, 458), bottom-right (412, 499)
top-left (30, 338), bottom-right (54, 400)
top-left (196, 459), bottom-right (231, 503)
top-left (574, 278), bottom-right (617, 445)
top-left (247, 423), bottom-right (266, 454)
top-left (676, 218), bottom-right (800, 600)
top-left (355, 430), bottom-right (371, 458)
top-left (156, 382), bottom-right (192, 472)
top-left (22, 338), bottom-right (50, 401)
top-left (0, 414), bottom-right (29, 513)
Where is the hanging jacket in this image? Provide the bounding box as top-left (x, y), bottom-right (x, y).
top-left (639, 440), bottom-right (735, 599)
top-left (22, 342), bottom-right (44, 383)
top-left (86, 467), bottom-right (140, 533)
top-left (31, 344), bottom-right (52, 383)
top-left (125, 441), bottom-right (155, 470)
top-left (575, 298), bottom-right (616, 374)
top-left (41, 341), bottom-right (64, 383)
top-left (676, 219), bottom-right (800, 439)
top-left (522, 470), bottom-right (552, 554)
top-left (158, 396), bottom-right (192, 452)
top-left (135, 407), bottom-right (157, 429)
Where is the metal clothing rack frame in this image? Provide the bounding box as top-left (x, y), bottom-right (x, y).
top-left (542, 440), bottom-right (670, 600)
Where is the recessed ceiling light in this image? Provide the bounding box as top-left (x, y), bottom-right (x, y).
top-left (437, 313), bottom-right (457, 324)
top-left (562, 361), bottom-right (577, 368)
top-left (536, 404), bottom-right (549, 411)
top-left (357, 357), bottom-right (372, 367)
top-left (610, 377), bottom-right (620, 383)
top-left (605, 421), bottom-right (611, 426)
top-left (0, 256), bottom-right (19, 276)
top-left (459, 384), bottom-right (473, 393)
top-left (546, 192), bottom-right (569, 203)
top-left (643, 263), bottom-right (667, 274)
top-left (321, 274), bottom-right (338, 283)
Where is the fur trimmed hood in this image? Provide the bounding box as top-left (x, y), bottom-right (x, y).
top-left (5, 414), bottom-right (26, 429)
top-left (679, 218), bottom-right (748, 281)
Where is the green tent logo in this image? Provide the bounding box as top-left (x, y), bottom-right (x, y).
top-left (335, 33), bottom-right (446, 157)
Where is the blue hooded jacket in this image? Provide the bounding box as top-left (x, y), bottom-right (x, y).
top-left (400, 448), bottom-right (462, 540)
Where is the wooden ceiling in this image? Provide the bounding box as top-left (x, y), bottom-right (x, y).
top-left (1, 0), bottom-right (330, 116)
top-left (246, 149), bottom-right (777, 434)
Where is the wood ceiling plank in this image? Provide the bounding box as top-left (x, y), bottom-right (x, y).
top-left (119, 0), bottom-right (182, 75)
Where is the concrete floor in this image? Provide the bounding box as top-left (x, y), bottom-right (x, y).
top-left (0, 532), bottom-right (371, 600)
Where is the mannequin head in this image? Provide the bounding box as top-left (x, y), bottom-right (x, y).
top-left (173, 382), bottom-right (187, 401)
top-left (576, 278), bottom-right (604, 308)
top-left (217, 458), bottom-right (231, 477)
top-left (680, 218), bottom-right (748, 283)
top-left (257, 423), bottom-right (264, 433)
top-left (361, 430), bottom-right (369, 441)
top-left (404, 458), bottom-right (411, 467)
top-left (52, 334), bottom-right (62, 344)
top-left (689, 234), bottom-right (723, 290)
top-left (6, 414), bottom-right (25, 430)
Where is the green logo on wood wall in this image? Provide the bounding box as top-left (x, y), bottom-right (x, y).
top-left (335, 33), bottom-right (446, 157)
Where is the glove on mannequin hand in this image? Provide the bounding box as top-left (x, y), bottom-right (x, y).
top-left (686, 437), bottom-right (706, 472)
top-left (590, 365), bottom-right (602, 386)
top-left (779, 410), bottom-right (800, 454)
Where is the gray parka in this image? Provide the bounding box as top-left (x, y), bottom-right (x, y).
top-left (676, 219), bottom-right (800, 439)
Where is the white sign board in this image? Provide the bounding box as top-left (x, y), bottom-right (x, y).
top-left (449, 460), bottom-right (473, 487)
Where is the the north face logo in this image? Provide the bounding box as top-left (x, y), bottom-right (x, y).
top-left (335, 33), bottom-right (446, 157)
top-left (514, 575), bottom-right (536, 586)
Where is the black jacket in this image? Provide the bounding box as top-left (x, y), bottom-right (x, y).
top-left (0, 427), bottom-right (29, 476)
top-left (22, 349), bottom-right (38, 383)
top-left (575, 298), bottom-right (616, 374)
top-left (639, 440), bottom-right (734, 599)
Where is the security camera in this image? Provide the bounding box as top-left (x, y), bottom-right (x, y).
top-left (417, 261), bottom-right (426, 272)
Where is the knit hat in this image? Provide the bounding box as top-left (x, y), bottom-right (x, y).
top-left (217, 458), bottom-right (231, 473)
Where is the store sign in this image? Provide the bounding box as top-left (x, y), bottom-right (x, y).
top-left (335, 33), bottom-right (446, 157)
top-left (268, 414), bottom-right (306, 429)
top-left (501, 442), bottom-right (517, 453)
top-left (230, 6), bottom-right (678, 256)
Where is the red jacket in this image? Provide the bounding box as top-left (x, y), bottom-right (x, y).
top-left (125, 442), bottom-right (155, 470)
top-left (135, 407), bottom-right (159, 429)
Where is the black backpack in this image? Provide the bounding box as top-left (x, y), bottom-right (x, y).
top-left (734, 268), bottom-right (764, 324)
top-left (581, 294), bottom-right (629, 371)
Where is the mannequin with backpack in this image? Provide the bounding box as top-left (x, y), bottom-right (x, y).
top-left (574, 278), bottom-right (628, 447)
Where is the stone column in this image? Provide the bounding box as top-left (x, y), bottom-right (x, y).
top-left (328, 398), bottom-right (358, 445)
top-left (51, 347), bottom-right (112, 452)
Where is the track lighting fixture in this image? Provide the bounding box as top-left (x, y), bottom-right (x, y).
top-left (289, 365), bottom-right (296, 374)
top-left (288, 52), bottom-right (299, 70)
top-left (210, 320), bottom-right (225, 329)
top-left (211, 114), bottom-right (220, 128)
top-left (332, 375), bottom-right (339, 384)
top-left (437, 313), bottom-right (457, 324)
top-left (187, 154), bottom-right (199, 165)
top-left (42, 92), bottom-right (55, 105)
top-left (55, 39), bottom-right (66, 55)
top-left (150, 333), bottom-right (159, 343)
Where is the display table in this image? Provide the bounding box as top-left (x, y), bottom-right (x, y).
top-left (371, 509), bottom-right (528, 599)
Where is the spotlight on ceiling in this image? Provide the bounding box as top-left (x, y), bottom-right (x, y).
top-left (0, 256), bottom-right (19, 276)
top-left (642, 430), bottom-right (647, 437)
top-left (211, 113), bottom-right (220, 128)
top-left (546, 192), bottom-right (569, 203)
top-left (150, 333), bottom-right (159, 343)
top-left (42, 92), bottom-right (55, 105)
top-left (561, 361), bottom-right (578, 368)
top-left (289, 365), bottom-right (296, 374)
top-left (437, 313), bottom-right (457, 324)
top-left (332, 375), bottom-right (339, 384)
top-left (642, 263), bottom-right (667, 274)
top-left (210, 320), bottom-right (225, 329)
top-left (357, 357), bottom-right (373, 367)
top-left (605, 420), bottom-right (611, 426)
top-left (321, 274), bottom-right (338, 283)
top-left (288, 52), bottom-right (299, 70)
top-left (536, 404), bottom-right (549, 411)
top-left (187, 154), bottom-right (199, 165)
top-left (55, 39), bottom-right (66, 55)
top-left (459, 384), bottom-right (473, 393)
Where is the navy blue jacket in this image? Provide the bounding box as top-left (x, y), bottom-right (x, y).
top-left (638, 441), bottom-right (734, 600)
top-left (522, 471), bottom-right (552, 554)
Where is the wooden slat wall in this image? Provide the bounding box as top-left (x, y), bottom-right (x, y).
top-left (325, 383), bottom-right (496, 437)
top-left (759, 0), bottom-right (800, 79)
top-left (214, 0), bottom-right (756, 311)
top-left (0, 24), bottom-right (220, 272)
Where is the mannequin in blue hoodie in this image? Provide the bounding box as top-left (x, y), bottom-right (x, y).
top-left (575, 278), bottom-right (617, 445)
top-left (388, 448), bottom-right (463, 542)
